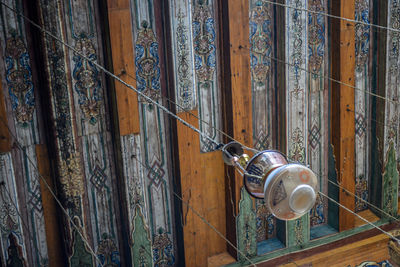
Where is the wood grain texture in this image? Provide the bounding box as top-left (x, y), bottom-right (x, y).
top-left (177, 111), bottom-right (226, 266)
top-left (107, 7), bottom-right (140, 135)
top-left (227, 0), bottom-right (252, 215)
top-left (207, 252), bottom-right (235, 267)
top-left (331, 0), bottom-right (356, 231)
top-left (35, 145), bottom-right (64, 266)
top-left (0, 79), bottom-right (10, 152)
top-left (107, 0), bottom-right (129, 10)
top-left (354, 209), bottom-right (379, 228)
top-left (278, 234), bottom-right (390, 267)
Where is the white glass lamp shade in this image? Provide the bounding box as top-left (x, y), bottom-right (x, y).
top-left (244, 151), bottom-right (318, 221)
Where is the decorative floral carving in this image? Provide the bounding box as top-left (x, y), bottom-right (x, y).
top-left (192, 1), bottom-right (216, 82)
top-left (153, 229), bottom-right (174, 267)
top-left (255, 201), bottom-right (274, 241)
top-left (388, 1), bottom-right (400, 75)
top-left (5, 36), bottom-right (35, 125)
top-left (310, 194), bottom-right (325, 226)
top-left (308, 0), bottom-right (324, 78)
top-left (0, 200), bottom-right (18, 234)
top-left (59, 153), bottom-right (84, 201)
top-left (289, 127), bottom-right (305, 163)
top-left (176, 10), bottom-right (193, 109)
top-left (97, 233), bottom-right (120, 266)
top-left (355, 0), bottom-right (370, 72)
top-left (136, 21), bottom-right (161, 101)
top-left (73, 36), bottom-right (102, 124)
top-left (249, 1), bottom-right (272, 85)
top-left (290, 0), bottom-right (304, 97)
top-left (355, 175), bottom-right (368, 212)
top-left (294, 219), bottom-right (303, 245)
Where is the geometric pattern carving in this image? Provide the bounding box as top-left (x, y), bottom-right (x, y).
top-left (28, 184), bottom-right (43, 213)
top-left (308, 124), bottom-right (321, 150)
top-left (90, 165), bottom-right (107, 191)
top-left (5, 36), bottom-right (35, 125)
top-left (355, 113), bottom-right (367, 138)
top-left (147, 160), bottom-right (165, 187)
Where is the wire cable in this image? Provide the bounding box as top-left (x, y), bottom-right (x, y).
top-left (0, 118), bottom-right (104, 266)
top-left (319, 191), bottom-right (400, 243)
top-left (114, 152), bottom-right (259, 266)
top-left (3, 0), bottom-right (400, 261)
top-left (262, 0), bottom-right (400, 34)
top-left (326, 179), bottom-right (400, 223)
top-left (0, 180), bottom-right (45, 264)
top-left (0, 1), bottom-right (221, 150)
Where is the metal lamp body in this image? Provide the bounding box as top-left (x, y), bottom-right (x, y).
top-left (244, 151), bottom-right (318, 221)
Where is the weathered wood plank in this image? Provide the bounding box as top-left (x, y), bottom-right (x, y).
top-left (203, 151), bottom-right (226, 257)
top-left (107, 0), bottom-right (129, 10)
top-left (331, 0), bottom-right (356, 231)
top-left (227, 0), bottom-right (252, 214)
top-left (236, 188), bottom-right (256, 262)
top-left (107, 8), bottom-right (140, 136)
top-left (0, 78), bottom-right (10, 152)
top-left (35, 145), bottom-right (64, 266)
top-left (177, 111), bottom-right (227, 266)
top-left (177, 111), bottom-right (206, 267)
top-left (278, 234), bottom-right (390, 267)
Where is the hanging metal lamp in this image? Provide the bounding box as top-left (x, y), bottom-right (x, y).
top-left (222, 142), bottom-right (318, 221)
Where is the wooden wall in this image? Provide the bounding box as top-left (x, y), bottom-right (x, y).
top-left (0, 0), bottom-right (398, 266)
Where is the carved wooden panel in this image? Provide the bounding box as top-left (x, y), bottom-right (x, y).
top-left (130, 1), bottom-right (177, 265)
top-left (0, 0), bottom-right (49, 265)
top-left (249, 0), bottom-right (277, 242)
top-left (384, 0), bottom-right (400, 203)
top-left (354, 0), bottom-right (372, 212)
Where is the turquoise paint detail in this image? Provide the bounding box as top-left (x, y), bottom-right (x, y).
top-left (236, 188), bottom-right (257, 262)
top-left (224, 218), bottom-right (393, 266)
top-left (132, 207), bottom-right (153, 267)
top-left (287, 213), bottom-right (310, 247)
top-left (382, 142), bottom-right (399, 217)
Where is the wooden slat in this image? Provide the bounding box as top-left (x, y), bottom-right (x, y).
top-left (0, 79), bottom-right (11, 152)
top-left (207, 252), bottom-right (236, 267)
top-left (227, 0), bottom-right (252, 215)
top-left (354, 209), bottom-right (380, 228)
top-left (331, 0), bottom-right (356, 231)
top-left (278, 234), bottom-right (390, 267)
top-left (107, 7), bottom-right (140, 135)
top-left (35, 145), bottom-right (64, 266)
top-left (177, 111), bottom-right (227, 266)
top-left (203, 151), bottom-right (226, 257)
top-left (107, 0), bottom-right (129, 10)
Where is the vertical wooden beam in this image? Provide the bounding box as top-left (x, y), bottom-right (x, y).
top-left (227, 0), bottom-right (252, 213)
top-left (107, 0), bottom-right (140, 135)
top-left (35, 145), bottom-right (64, 266)
top-left (224, 0), bottom-right (252, 257)
top-left (177, 111), bottom-right (226, 266)
top-left (331, 0), bottom-right (356, 231)
top-left (0, 78), bottom-right (10, 152)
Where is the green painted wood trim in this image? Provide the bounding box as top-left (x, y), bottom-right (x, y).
top-left (236, 188), bottom-right (257, 262)
top-left (224, 217), bottom-right (392, 266)
top-left (382, 142), bottom-right (399, 217)
top-left (328, 143), bottom-right (339, 230)
top-left (287, 214), bottom-right (310, 248)
top-left (132, 207), bottom-right (153, 266)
